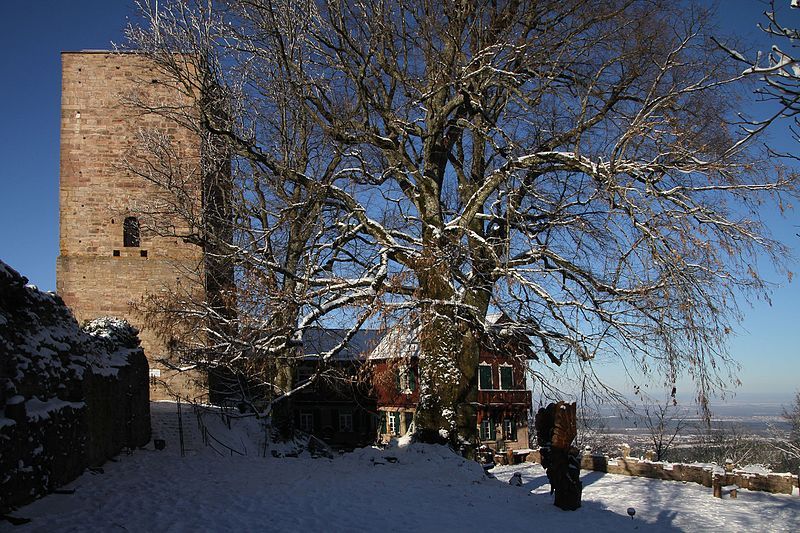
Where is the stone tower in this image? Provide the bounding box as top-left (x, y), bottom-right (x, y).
top-left (57, 51), bottom-right (206, 401)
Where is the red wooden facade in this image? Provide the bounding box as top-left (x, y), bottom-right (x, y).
top-left (371, 330), bottom-right (534, 452)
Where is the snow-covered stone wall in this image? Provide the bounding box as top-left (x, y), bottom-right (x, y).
top-left (525, 449), bottom-right (797, 495)
top-left (0, 260), bottom-right (150, 513)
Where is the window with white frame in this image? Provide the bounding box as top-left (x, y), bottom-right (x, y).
top-left (397, 365), bottom-right (416, 393)
top-left (299, 411), bottom-right (313, 432)
top-left (503, 417), bottom-right (517, 441)
top-left (479, 416), bottom-right (496, 441)
top-left (478, 364), bottom-right (493, 390)
top-left (339, 412), bottom-right (353, 432)
top-left (499, 365), bottom-right (514, 390)
top-left (387, 411), bottom-right (399, 434)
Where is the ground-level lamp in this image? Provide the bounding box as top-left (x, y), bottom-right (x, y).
top-left (627, 507), bottom-right (636, 520)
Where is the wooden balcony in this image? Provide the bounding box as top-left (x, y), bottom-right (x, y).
top-left (477, 389), bottom-right (532, 407)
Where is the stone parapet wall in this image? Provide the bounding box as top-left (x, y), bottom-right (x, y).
top-left (1, 261), bottom-right (151, 513)
top-left (83, 347), bottom-right (151, 466)
top-left (525, 448), bottom-right (798, 495)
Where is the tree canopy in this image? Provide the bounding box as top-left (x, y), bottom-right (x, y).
top-left (125, 0), bottom-right (797, 450)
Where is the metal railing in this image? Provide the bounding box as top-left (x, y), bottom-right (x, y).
top-left (192, 404), bottom-right (247, 457)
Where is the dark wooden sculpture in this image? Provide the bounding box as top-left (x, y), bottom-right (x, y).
top-left (535, 401), bottom-right (582, 510)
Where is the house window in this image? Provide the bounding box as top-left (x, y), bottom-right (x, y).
top-left (339, 412), bottom-right (353, 432)
top-left (500, 366), bottom-right (514, 390)
top-left (299, 411), bottom-right (313, 433)
top-left (404, 411), bottom-right (414, 434)
top-left (296, 366), bottom-right (314, 387)
top-left (478, 364), bottom-right (493, 390)
top-left (397, 365), bottom-right (416, 393)
top-left (479, 416), bottom-right (496, 441)
top-left (504, 418), bottom-right (517, 441)
top-left (123, 216), bottom-right (140, 247)
top-left (387, 411), bottom-right (400, 434)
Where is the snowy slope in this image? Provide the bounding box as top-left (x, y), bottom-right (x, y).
top-left (3, 403), bottom-right (798, 532)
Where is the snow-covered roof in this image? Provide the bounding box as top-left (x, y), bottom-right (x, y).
top-left (300, 327), bottom-right (384, 361)
top-left (367, 326), bottom-right (419, 360)
top-left (485, 312), bottom-right (503, 325)
top-left (368, 313), bottom-right (536, 361)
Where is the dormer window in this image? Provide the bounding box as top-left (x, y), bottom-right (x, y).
top-left (123, 216), bottom-right (140, 247)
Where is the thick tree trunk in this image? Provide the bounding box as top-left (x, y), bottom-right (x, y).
top-left (413, 246), bottom-right (479, 457)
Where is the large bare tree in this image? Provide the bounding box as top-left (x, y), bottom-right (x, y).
top-left (125, 0), bottom-right (796, 453)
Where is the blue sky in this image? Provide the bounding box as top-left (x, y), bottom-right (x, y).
top-left (0, 1), bottom-right (797, 402)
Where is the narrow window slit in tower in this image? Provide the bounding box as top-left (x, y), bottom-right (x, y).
top-left (123, 216), bottom-right (140, 247)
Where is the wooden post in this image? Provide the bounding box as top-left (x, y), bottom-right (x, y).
top-left (712, 474), bottom-right (722, 498)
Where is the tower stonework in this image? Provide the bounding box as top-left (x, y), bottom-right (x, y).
top-left (57, 51), bottom-right (205, 401)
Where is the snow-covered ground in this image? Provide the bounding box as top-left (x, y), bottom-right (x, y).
top-left (3, 402), bottom-right (799, 532)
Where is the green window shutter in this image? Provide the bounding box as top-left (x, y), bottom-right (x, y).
top-left (500, 366), bottom-right (513, 390)
top-left (395, 368), bottom-right (402, 392)
top-left (479, 365), bottom-right (493, 390)
top-left (380, 412), bottom-right (387, 434)
top-left (392, 412), bottom-right (401, 432)
top-left (511, 417), bottom-right (517, 440)
top-left (489, 417), bottom-right (496, 441)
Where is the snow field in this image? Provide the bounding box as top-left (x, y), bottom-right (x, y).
top-left (4, 403), bottom-right (799, 532)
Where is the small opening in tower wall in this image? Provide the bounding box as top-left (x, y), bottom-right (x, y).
top-left (140, 250), bottom-right (148, 258)
top-left (123, 216), bottom-right (140, 247)
top-left (113, 250), bottom-right (120, 257)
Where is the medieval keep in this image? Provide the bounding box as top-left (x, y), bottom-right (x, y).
top-left (56, 51), bottom-right (204, 400)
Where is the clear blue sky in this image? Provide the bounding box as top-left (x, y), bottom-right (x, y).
top-left (0, 1), bottom-right (797, 402)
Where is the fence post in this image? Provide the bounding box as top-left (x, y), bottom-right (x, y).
top-left (177, 398), bottom-right (185, 458)
top-left (712, 474), bottom-right (722, 498)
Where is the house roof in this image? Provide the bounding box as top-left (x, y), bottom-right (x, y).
top-left (368, 313), bottom-right (536, 361)
top-left (301, 327), bottom-right (384, 361)
top-left (367, 326), bottom-right (420, 360)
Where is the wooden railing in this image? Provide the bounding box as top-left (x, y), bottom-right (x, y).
top-left (477, 389), bottom-right (531, 406)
